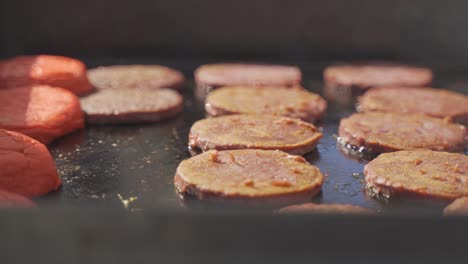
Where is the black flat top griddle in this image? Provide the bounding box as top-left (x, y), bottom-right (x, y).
top-left (36, 59), bottom-right (467, 215)
top-left (3, 59), bottom-right (468, 264)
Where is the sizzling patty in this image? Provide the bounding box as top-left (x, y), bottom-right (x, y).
top-left (174, 149), bottom-right (324, 206)
top-left (364, 150), bottom-right (468, 200)
top-left (324, 63), bottom-right (432, 90)
top-left (80, 88), bottom-right (183, 124)
top-left (88, 65), bottom-right (185, 90)
top-left (189, 115), bottom-right (322, 155)
top-left (195, 63), bottom-right (302, 88)
top-left (339, 112), bottom-right (467, 153)
top-left (205, 86), bottom-right (327, 123)
top-left (358, 86), bottom-right (468, 125)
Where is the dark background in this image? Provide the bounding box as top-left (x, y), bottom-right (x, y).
top-left (2, 0), bottom-right (468, 67)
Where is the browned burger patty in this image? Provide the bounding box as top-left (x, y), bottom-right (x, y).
top-left (358, 86), bottom-right (468, 125)
top-left (443, 197), bottom-right (468, 216)
top-left (80, 89), bottom-right (183, 124)
top-left (324, 63), bottom-right (433, 91)
top-left (278, 203), bottom-right (373, 214)
top-left (338, 112), bottom-right (467, 153)
top-left (174, 149), bottom-right (324, 205)
top-left (195, 63), bottom-right (302, 88)
top-left (88, 65), bottom-right (185, 90)
top-left (364, 150), bottom-right (468, 200)
top-left (205, 86), bottom-right (327, 122)
top-left (189, 115), bottom-right (322, 155)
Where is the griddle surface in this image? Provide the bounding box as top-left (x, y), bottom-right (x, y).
top-left (38, 60), bottom-right (467, 215)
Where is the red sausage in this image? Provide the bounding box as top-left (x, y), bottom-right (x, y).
top-left (0, 129), bottom-right (61, 197)
top-left (0, 55), bottom-right (92, 95)
top-left (0, 85), bottom-right (84, 144)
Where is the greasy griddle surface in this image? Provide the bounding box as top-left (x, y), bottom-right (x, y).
top-left (37, 60), bottom-right (467, 214)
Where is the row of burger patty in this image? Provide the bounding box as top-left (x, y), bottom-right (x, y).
top-left (0, 55), bottom-right (466, 215)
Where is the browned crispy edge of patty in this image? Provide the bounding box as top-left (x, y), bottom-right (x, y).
top-left (195, 83), bottom-right (301, 99)
top-left (204, 93), bottom-right (327, 123)
top-left (338, 115), bottom-right (468, 154)
top-left (374, 185), bottom-right (465, 200)
top-left (205, 103), bottom-right (326, 123)
top-left (339, 131), bottom-right (467, 154)
top-left (188, 131), bottom-right (322, 156)
top-left (363, 156), bottom-right (466, 200)
top-left (337, 131), bottom-right (402, 154)
top-left (173, 173), bottom-right (321, 207)
top-left (364, 177), bottom-right (464, 200)
top-left (356, 87), bottom-right (468, 126)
